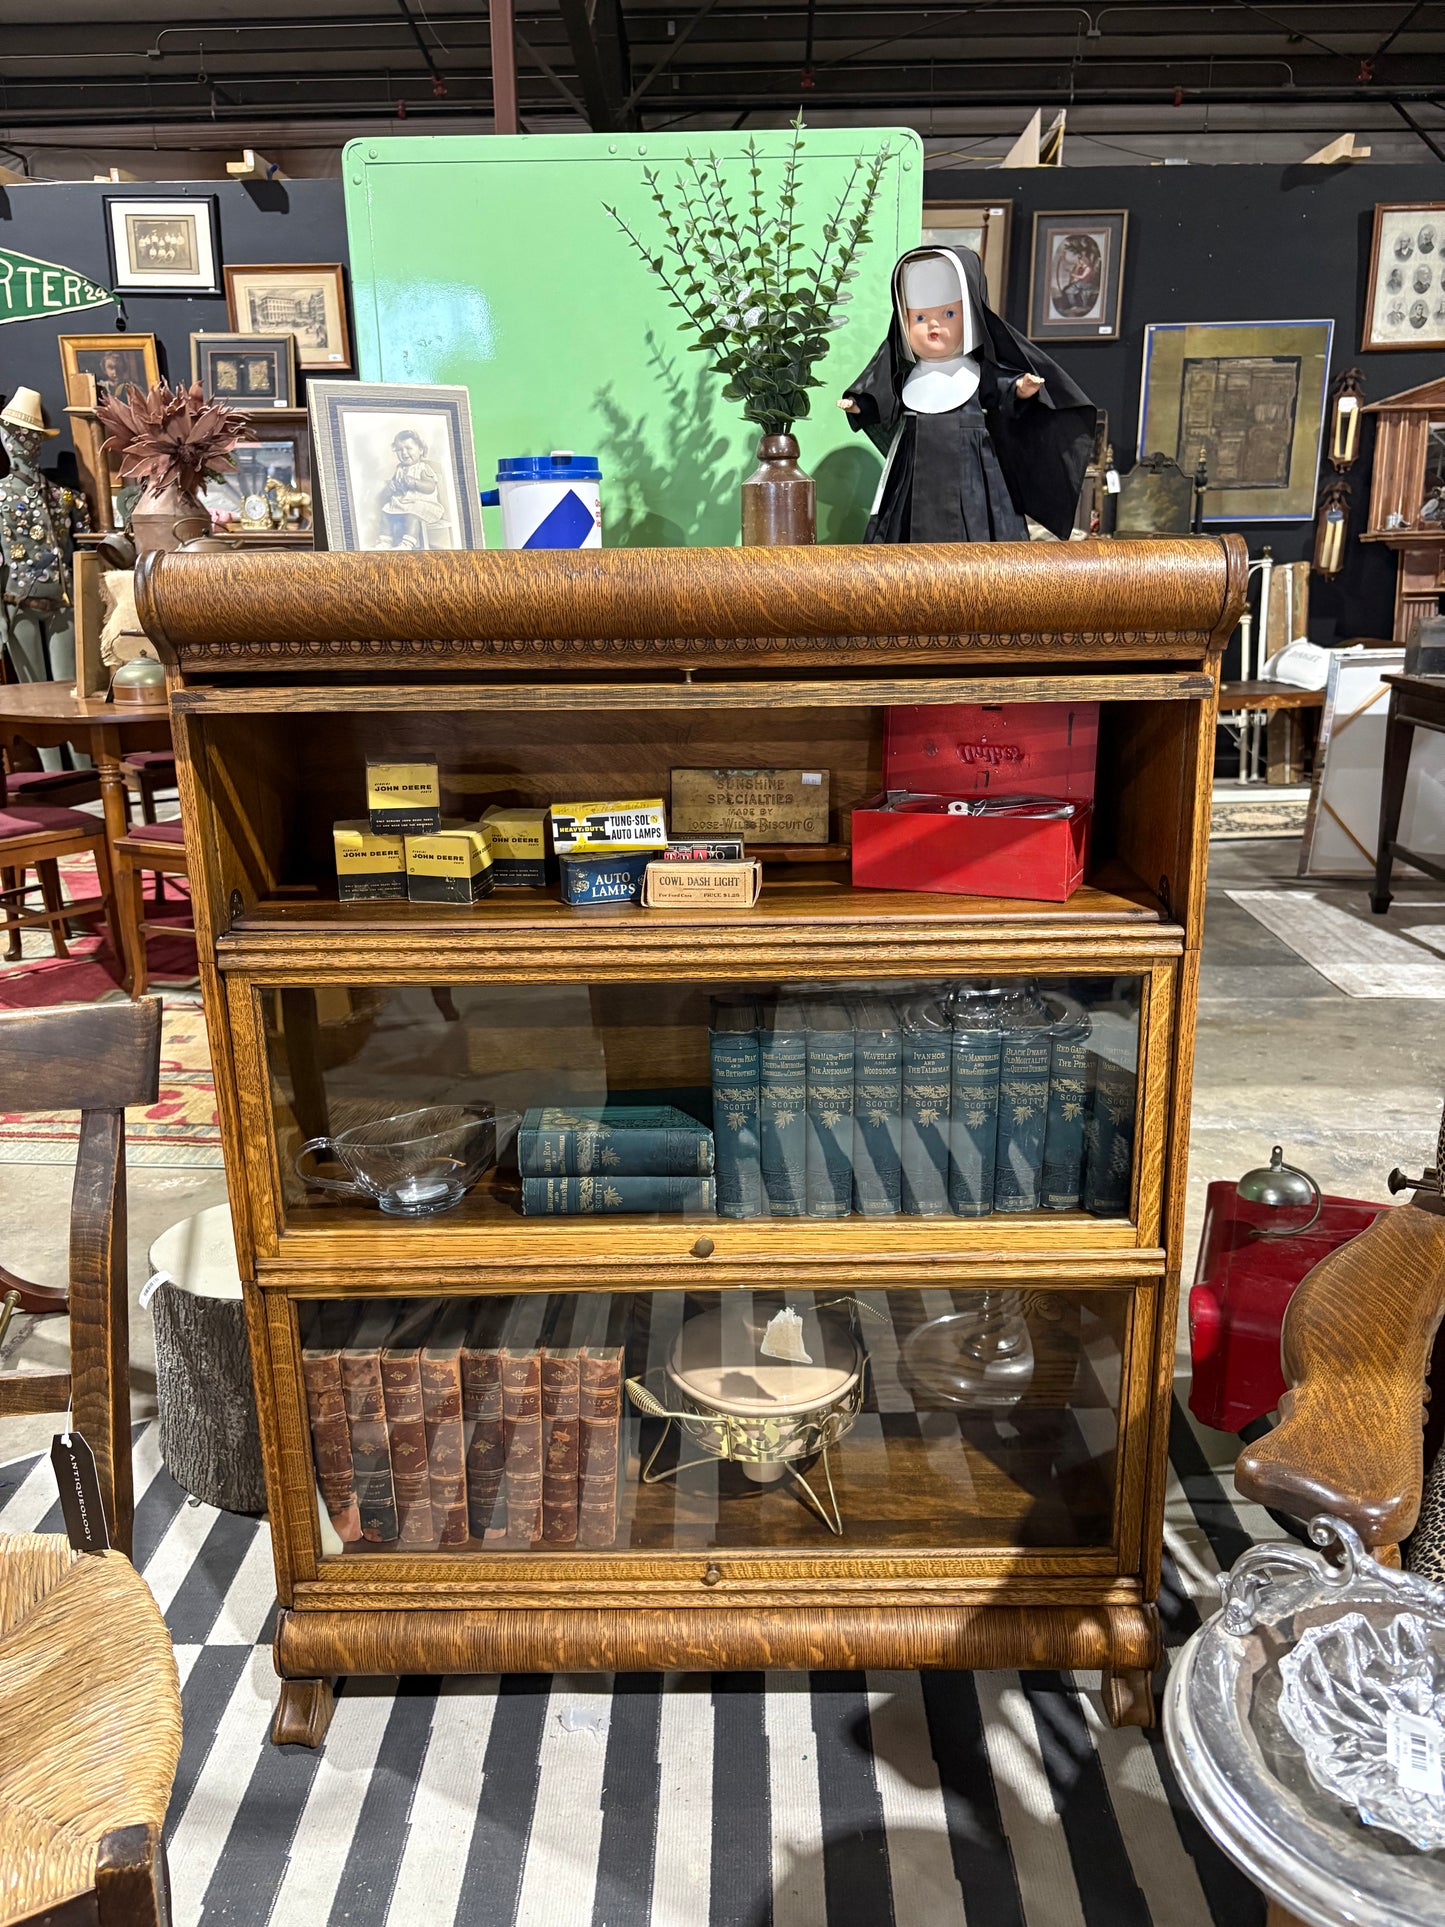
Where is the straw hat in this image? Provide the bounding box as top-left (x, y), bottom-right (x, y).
top-left (0, 387), bottom-right (59, 437)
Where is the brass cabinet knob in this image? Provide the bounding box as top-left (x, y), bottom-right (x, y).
top-left (702, 1563), bottom-right (722, 1587)
top-left (691, 1236), bottom-right (715, 1258)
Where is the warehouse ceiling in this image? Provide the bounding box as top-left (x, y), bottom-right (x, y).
top-left (1, 1), bottom-right (1444, 160)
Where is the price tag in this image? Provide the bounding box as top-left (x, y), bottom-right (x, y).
top-left (50, 1430), bottom-right (110, 1553)
top-left (1105, 469), bottom-right (1121, 495)
top-left (1386, 1707), bottom-right (1444, 1797)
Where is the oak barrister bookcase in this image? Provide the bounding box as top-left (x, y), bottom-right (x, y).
top-left (138, 537), bottom-right (1245, 1747)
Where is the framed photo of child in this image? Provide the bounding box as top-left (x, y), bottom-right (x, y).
top-left (307, 381), bottom-right (485, 552)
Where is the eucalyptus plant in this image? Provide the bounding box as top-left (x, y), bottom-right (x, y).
top-left (605, 116), bottom-right (893, 439)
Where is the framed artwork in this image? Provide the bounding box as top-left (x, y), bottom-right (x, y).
top-left (191, 331), bottom-right (298, 407)
top-left (1300, 645), bottom-right (1445, 876)
top-left (1028, 210), bottom-right (1128, 341)
top-left (307, 381), bottom-right (484, 552)
top-left (105, 197), bottom-right (220, 294)
top-left (919, 203), bottom-right (1011, 304)
top-left (57, 332), bottom-right (159, 403)
top-left (1363, 204), bottom-right (1445, 352)
top-left (200, 421), bottom-right (313, 533)
top-left (225, 263), bottom-right (351, 370)
top-left (1137, 319), bottom-right (1335, 523)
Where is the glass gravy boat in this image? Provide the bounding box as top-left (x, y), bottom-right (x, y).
top-left (294, 1105), bottom-right (516, 1217)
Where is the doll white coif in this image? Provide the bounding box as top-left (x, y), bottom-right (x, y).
top-left (840, 246), bottom-right (1096, 544)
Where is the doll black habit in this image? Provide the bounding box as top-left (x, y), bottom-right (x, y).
top-left (842, 245), bottom-right (1096, 543)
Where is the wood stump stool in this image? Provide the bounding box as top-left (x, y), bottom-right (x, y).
top-left (148, 1204), bottom-right (266, 1515)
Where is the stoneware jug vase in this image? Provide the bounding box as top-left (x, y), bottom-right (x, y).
top-left (741, 433), bottom-right (816, 546)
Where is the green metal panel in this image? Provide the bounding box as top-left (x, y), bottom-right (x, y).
top-left (342, 130), bottom-right (922, 547)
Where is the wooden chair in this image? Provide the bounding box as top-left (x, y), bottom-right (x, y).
top-left (1235, 1111), bottom-right (1445, 1571)
top-left (0, 751), bottom-right (104, 962)
top-left (0, 781), bottom-right (123, 969)
top-left (0, 999), bottom-right (163, 1557)
top-left (111, 822), bottom-right (190, 1000)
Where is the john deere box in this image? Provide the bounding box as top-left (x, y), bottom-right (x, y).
top-left (405, 821), bottom-right (496, 904)
top-left (367, 757), bottom-right (441, 835)
top-left (480, 804), bottom-right (552, 887)
top-left (333, 821), bottom-right (407, 902)
top-left (559, 850), bottom-right (652, 907)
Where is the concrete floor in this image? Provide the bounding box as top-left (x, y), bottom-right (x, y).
top-left (2, 834), bottom-right (1442, 1470)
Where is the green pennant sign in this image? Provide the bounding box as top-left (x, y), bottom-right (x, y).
top-left (0, 247), bottom-right (114, 326)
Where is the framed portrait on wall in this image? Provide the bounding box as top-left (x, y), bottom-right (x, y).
top-left (225, 263), bottom-right (351, 370)
top-left (58, 332), bottom-right (159, 403)
top-left (191, 331), bottom-right (298, 407)
top-left (1137, 318), bottom-right (1335, 523)
top-left (1027, 211), bottom-right (1128, 341)
top-left (200, 420), bottom-right (313, 534)
top-left (1363, 203), bottom-right (1445, 351)
top-left (919, 203), bottom-right (1012, 304)
top-left (105, 197), bottom-right (220, 294)
top-left (308, 381), bottom-right (484, 552)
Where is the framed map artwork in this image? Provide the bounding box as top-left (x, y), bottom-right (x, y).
top-left (1137, 319), bottom-right (1334, 522)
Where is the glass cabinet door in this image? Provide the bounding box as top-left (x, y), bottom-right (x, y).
top-left (297, 1285), bottom-right (1131, 1559)
top-left (263, 975), bottom-right (1144, 1229)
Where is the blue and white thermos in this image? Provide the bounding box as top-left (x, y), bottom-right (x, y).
top-left (482, 451), bottom-right (602, 549)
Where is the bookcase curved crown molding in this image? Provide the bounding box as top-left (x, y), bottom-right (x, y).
top-left (141, 537), bottom-right (1245, 1748)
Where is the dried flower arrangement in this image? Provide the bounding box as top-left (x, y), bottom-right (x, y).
top-left (97, 378), bottom-right (248, 497)
top-left (604, 115), bottom-right (893, 439)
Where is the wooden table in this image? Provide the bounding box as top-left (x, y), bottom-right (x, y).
top-left (1371, 672), bottom-right (1445, 914)
top-left (0, 681), bottom-right (171, 856)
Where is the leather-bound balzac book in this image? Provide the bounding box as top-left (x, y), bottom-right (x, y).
top-left (340, 1303), bottom-right (400, 1543)
top-left (420, 1302), bottom-right (471, 1547)
top-left (301, 1302), bottom-right (361, 1544)
top-left (497, 1348), bottom-right (544, 1546)
top-left (381, 1305), bottom-right (437, 1547)
top-left (578, 1345), bottom-right (625, 1548)
top-left (461, 1306), bottom-right (506, 1542)
top-left (540, 1347), bottom-right (581, 1546)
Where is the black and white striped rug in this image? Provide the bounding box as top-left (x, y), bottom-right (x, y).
top-left (0, 1406), bottom-right (1267, 1926)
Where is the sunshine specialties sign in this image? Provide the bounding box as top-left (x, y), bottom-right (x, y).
top-left (0, 247), bottom-right (114, 325)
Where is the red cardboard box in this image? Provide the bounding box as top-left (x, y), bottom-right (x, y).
top-left (851, 702), bottom-right (1098, 902)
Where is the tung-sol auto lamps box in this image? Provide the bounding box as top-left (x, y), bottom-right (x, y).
top-left (559, 850), bottom-right (652, 906)
top-left (405, 821), bottom-right (496, 903)
top-left (549, 797), bottom-right (668, 855)
top-left (333, 821), bottom-right (407, 902)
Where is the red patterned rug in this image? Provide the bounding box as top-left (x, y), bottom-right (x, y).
top-left (0, 853), bottom-right (198, 1010)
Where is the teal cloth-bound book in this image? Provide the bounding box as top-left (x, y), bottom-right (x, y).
top-left (1041, 991), bottom-right (1092, 1211)
top-left (993, 995), bottom-right (1053, 1213)
top-left (851, 996), bottom-right (902, 1216)
top-left (1083, 985), bottom-right (1139, 1218)
top-left (948, 990), bottom-right (1003, 1218)
top-left (901, 995), bottom-right (952, 1216)
top-left (521, 1175), bottom-right (716, 1215)
top-left (759, 998), bottom-right (809, 1217)
top-left (805, 1001), bottom-right (855, 1218)
top-left (709, 996), bottom-right (763, 1219)
top-left (517, 1105), bottom-right (715, 1178)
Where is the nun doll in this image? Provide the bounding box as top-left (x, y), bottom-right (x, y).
top-left (840, 246), bottom-right (1095, 543)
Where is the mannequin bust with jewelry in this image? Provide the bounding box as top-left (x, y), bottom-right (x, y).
top-left (840, 246), bottom-right (1096, 544)
top-left (0, 387), bottom-right (91, 691)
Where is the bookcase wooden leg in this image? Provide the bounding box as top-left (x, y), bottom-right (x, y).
top-left (1102, 1666), bottom-right (1156, 1729)
top-left (272, 1676), bottom-right (335, 1748)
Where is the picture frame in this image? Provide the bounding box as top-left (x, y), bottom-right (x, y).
top-left (1363, 203), bottom-right (1445, 352)
top-left (1028, 210), bottom-right (1128, 341)
top-left (199, 413), bottom-right (313, 535)
top-left (58, 332), bottom-right (159, 404)
top-left (1137, 318), bottom-right (1335, 523)
top-left (1299, 644), bottom-right (1445, 876)
top-left (225, 262), bottom-right (351, 370)
top-left (307, 381), bottom-right (484, 552)
top-left (104, 196), bottom-right (220, 294)
top-left (191, 331), bottom-right (298, 407)
top-left (919, 202), bottom-right (1012, 304)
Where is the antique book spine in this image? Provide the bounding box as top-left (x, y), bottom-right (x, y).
top-left (517, 1119), bottom-right (715, 1178)
top-left (709, 999), bottom-right (763, 1219)
top-left (540, 1348), bottom-right (581, 1547)
top-left (496, 1349), bottom-right (544, 1547)
top-left (339, 1348), bottom-right (397, 1544)
top-left (578, 1345), bottom-right (624, 1549)
top-left (300, 1348), bottom-right (361, 1543)
top-left (851, 1003), bottom-right (902, 1217)
top-left (381, 1346), bottom-right (434, 1547)
top-left (420, 1348), bottom-right (468, 1547)
top-left (521, 1175), bottom-right (716, 1215)
top-left (758, 1001), bottom-right (808, 1217)
top-left (461, 1347), bottom-right (505, 1540)
top-left (948, 1022), bottom-right (1002, 1218)
top-left (901, 1005), bottom-right (951, 1216)
top-left (993, 1019), bottom-right (1052, 1213)
top-left (1083, 1056), bottom-right (1138, 1217)
top-left (805, 1005), bottom-right (855, 1219)
top-left (1041, 1022), bottom-right (1091, 1211)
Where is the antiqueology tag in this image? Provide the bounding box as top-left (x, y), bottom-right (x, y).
top-left (50, 1430), bottom-right (110, 1552)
